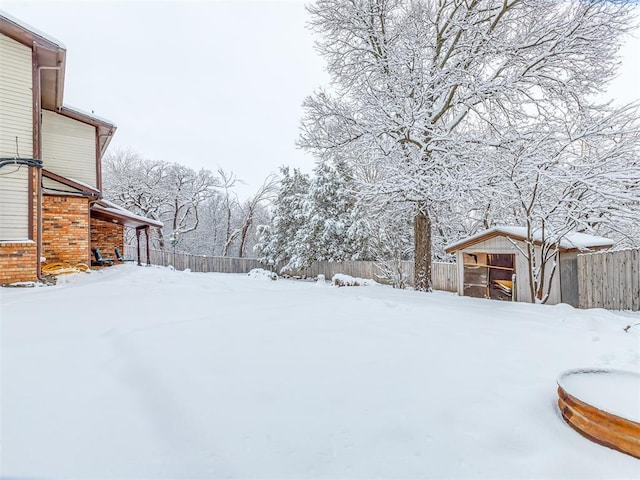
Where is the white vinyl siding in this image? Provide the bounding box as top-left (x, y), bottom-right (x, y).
top-left (0, 167), bottom-right (29, 240)
top-left (42, 110), bottom-right (97, 188)
top-left (0, 33), bottom-right (33, 240)
top-left (0, 33), bottom-right (33, 157)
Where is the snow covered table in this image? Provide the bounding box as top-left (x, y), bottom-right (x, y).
top-left (557, 369), bottom-right (640, 459)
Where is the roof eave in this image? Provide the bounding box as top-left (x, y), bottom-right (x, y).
top-left (42, 169), bottom-right (101, 196)
top-left (0, 13), bottom-right (67, 109)
top-left (563, 244), bottom-right (614, 254)
top-left (91, 204), bottom-right (164, 230)
top-left (444, 230), bottom-right (507, 254)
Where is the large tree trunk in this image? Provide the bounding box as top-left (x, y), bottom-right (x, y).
top-left (414, 202), bottom-right (432, 292)
top-left (238, 222), bottom-right (250, 258)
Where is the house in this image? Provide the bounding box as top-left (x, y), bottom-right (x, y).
top-left (0, 12), bottom-right (161, 284)
top-left (444, 226), bottom-right (614, 305)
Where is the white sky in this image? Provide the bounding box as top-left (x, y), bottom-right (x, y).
top-left (2, 0), bottom-right (639, 199)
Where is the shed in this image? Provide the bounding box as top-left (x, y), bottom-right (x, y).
top-left (444, 227), bottom-right (613, 305)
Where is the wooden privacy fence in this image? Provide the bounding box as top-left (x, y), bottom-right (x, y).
top-left (268, 260), bottom-right (457, 292)
top-left (123, 246), bottom-right (640, 310)
top-left (432, 262), bottom-right (458, 293)
top-left (577, 249), bottom-right (640, 311)
top-left (286, 260), bottom-right (409, 285)
top-left (124, 246), bottom-right (264, 274)
top-left (124, 246), bottom-right (458, 292)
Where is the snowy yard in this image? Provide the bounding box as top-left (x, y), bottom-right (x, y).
top-left (1, 265), bottom-right (639, 479)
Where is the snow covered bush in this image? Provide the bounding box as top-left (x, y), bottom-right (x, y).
top-left (375, 258), bottom-right (409, 290)
top-left (247, 268), bottom-right (278, 281)
top-left (365, 201), bottom-right (413, 289)
top-left (332, 274), bottom-right (377, 287)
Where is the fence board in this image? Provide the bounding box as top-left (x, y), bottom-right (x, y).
top-left (560, 257), bottom-right (579, 308)
top-left (585, 253), bottom-right (593, 309)
top-left (596, 252), bottom-right (605, 309)
top-left (623, 250), bottom-right (633, 311)
top-left (577, 254), bottom-right (586, 309)
top-left (633, 250), bottom-right (640, 312)
top-left (605, 252), bottom-right (614, 310)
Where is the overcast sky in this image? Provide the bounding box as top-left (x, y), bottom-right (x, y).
top-left (2, 1), bottom-right (639, 198)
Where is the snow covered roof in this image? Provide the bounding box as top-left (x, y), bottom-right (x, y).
top-left (444, 226), bottom-right (614, 253)
top-left (92, 200), bottom-right (164, 229)
top-left (59, 105), bottom-right (116, 129)
top-left (0, 10), bottom-right (66, 49)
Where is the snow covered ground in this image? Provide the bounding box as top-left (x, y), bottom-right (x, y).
top-left (1, 264), bottom-right (639, 479)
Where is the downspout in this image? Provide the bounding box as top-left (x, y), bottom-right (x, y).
top-left (96, 130), bottom-right (114, 192)
top-left (94, 130), bottom-right (114, 256)
top-left (35, 61), bottom-right (63, 282)
top-left (36, 163), bottom-right (45, 282)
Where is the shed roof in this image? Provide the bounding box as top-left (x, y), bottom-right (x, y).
top-left (444, 226), bottom-right (614, 254)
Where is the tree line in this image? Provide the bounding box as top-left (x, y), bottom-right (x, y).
top-left (102, 148), bottom-right (276, 258)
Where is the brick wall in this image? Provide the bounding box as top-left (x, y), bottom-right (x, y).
top-left (42, 195), bottom-right (90, 265)
top-left (90, 218), bottom-right (124, 260)
top-left (0, 168), bottom-right (38, 284)
top-left (0, 242), bottom-right (38, 284)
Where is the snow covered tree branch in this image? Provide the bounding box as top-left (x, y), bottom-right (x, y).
top-left (300, 0), bottom-right (638, 292)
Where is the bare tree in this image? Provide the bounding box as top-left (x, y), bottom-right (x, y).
top-left (236, 174), bottom-right (278, 258)
top-left (163, 163), bottom-right (218, 249)
top-left (103, 148), bottom-right (171, 247)
top-left (102, 148), bottom-right (219, 249)
top-left (216, 168), bottom-right (242, 256)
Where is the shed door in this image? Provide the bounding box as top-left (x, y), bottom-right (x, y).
top-left (487, 254), bottom-right (515, 301)
top-left (463, 252), bottom-right (515, 301)
top-left (463, 252), bottom-right (488, 298)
